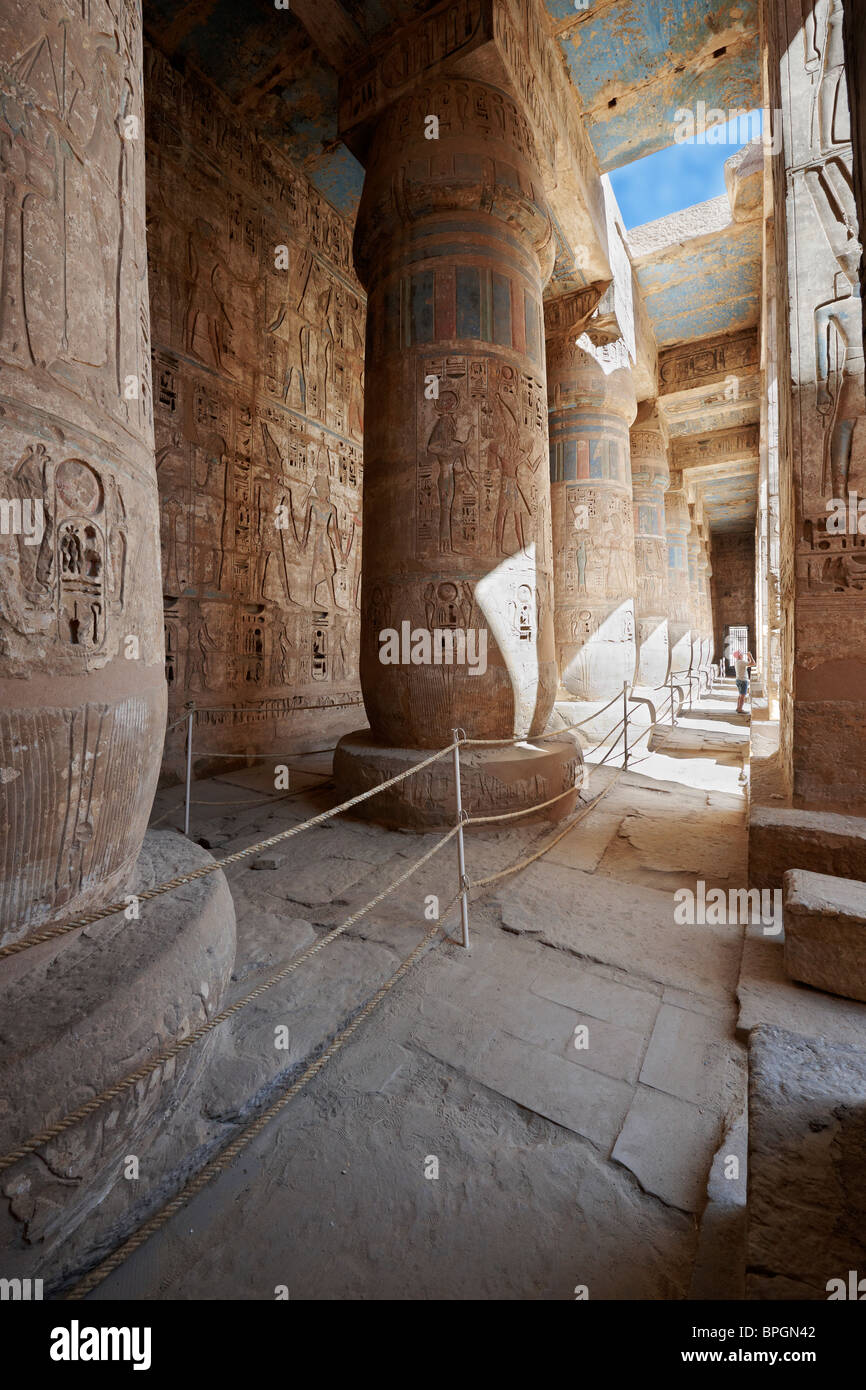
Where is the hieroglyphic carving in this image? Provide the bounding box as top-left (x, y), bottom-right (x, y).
top-left (781, 0), bottom-right (866, 605)
top-left (416, 355), bottom-right (547, 559)
top-left (554, 486), bottom-right (633, 602)
top-left (145, 47), bottom-right (364, 741)
top-left (0, 0), bottom-right (165, 939)
top-left (658, 330), bottom-right (760, 395)
top-left (672, 425), bottom-right (760, 468)
top-left (338, 0), bottom-right (489, 143)
top-left (665, 471), bottom-right (693, 628)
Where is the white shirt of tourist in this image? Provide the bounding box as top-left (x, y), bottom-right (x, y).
top-left (734, 658), bottom-right (748, 680)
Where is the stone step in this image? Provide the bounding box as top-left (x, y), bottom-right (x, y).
top-left (783, 868), bottom-right (866, 1003)
top-left (649, 721), bottom-right (749, 754)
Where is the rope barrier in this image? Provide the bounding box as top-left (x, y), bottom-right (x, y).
top-left (461, 686), bottom-right (626, 748)
top-left (65, 890), bottom-right (462, 1301)
top-left (469, 704), bottom-right (679, 889)
top-left (185, 747), bottom-right (338, 760)
top-left (148, 778), bottom-right (333, 828)
top-left (0, 825), bottom-right (460, 1175)
top-left (175, 699), bottom-right (364, 717)
top-left (12, 671), bottom-right (708, 1296)
top-left (0, 741), bottom-right (458, 960)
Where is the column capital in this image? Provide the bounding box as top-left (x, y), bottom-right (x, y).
top-left (352, 76), bottom-right (555, 289)
top-left (543, 284), bottom-right (610, 345)
top-left (338, 0), bottom-right (612, 288)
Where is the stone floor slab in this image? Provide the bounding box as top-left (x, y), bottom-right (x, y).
top-left (612, 1087), bottom-right (723, 1213)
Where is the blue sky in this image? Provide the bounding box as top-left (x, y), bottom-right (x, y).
top-left (608, 110), bottom-right (763, 229)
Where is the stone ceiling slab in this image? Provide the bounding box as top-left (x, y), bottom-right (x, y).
top-left (145, 0), bottom-right (375, 216)
top-left (676, 425), bottom-right (759, 533)
top-left (630, 205), bottom-right (761, 346)
top-left (547, 0), bottom-right (760, 171)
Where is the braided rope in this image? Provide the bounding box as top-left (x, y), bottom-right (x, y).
top-left (56, 692), bottom-right (693, 1298)
top-left (0, 826), bottom-right (459, 1175)
top-left (461, 686), bottom-right (627, 747)
top-left (466, 780), bottom-right (581, 826)
top-left (0, 741), bottom-right (457, 961)
top-left (65, 894), bottom-right (461, 1301)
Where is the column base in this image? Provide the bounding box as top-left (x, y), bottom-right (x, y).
top-left (334, 728), bottom-right (584, 831)
top-left (0, 831), bottom-right (236, 1275)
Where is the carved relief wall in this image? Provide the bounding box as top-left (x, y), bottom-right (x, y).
top-left (712, 532), bottom-right (756, 661)
top-left (144, 47), bottom-right (364, 771)
top-left (770, 0), bottom-right (866, 804)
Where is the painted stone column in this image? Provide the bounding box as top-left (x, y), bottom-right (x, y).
top-left (630, 402), bottom-right (670, 690)
top-left (697, 533), bottom-right (715, 681)
top-left (687, 518), bottom-right (704, 685)
top-left (0, 0), bottom-right (235, 1272)
top-left (334, 77), bottom-right (581, 826)
top-left (546, 331), bottom-right (638, 719)
top-left (665, 469), bottom-right (694, 684)
top-left (0, 0), bottom-right (165, 940)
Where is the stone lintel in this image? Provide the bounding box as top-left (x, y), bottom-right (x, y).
top-left (673, 424), bottom-right (760, 469)
top-left (338, 0), bottom-right (612, 286)
top-left (658, 328), bottom-right (760, 398)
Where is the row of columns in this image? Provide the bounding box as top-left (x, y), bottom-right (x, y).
top-left (335, 73), bottom-right (716, 822)
top-left (0, 43), bottom-right (722, 880)
top-left (544, 320), bottom-right (714, 720)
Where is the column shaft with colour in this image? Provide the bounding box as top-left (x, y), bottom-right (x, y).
top-left (546, 329), bottom-right (638, 703)
top-left (354, 78), bottom-right (557, 748)
top-left (630, 401), bottom-right (670, 689)
top-left (665, 468), bottom-right (694, 681)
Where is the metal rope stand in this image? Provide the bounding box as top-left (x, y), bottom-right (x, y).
top-left (451, 727), bottom-right (471, 950)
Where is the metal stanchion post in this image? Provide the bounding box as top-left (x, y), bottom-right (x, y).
top-left (669, 673), bottom-right (675, 727)
top-left (622, 680), bottom-right (629, 769)
top-left (184, 703), bottom-right (194, 838)
top-left (452, 729), bottom-right (470, 949)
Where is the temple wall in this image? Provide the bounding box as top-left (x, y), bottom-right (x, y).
top-left (767, 0), bottom-right (866, 807)
top-left (843, 0), bottom-right (866, 330)
top-left (144, 47), bottom-right (365, 777)
top-left (761, 0), bottom-right (798, 801)
top-left (712, 532), bottom-right (756, 660)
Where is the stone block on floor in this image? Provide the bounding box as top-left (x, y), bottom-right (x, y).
top-left (470, 1031), bottom-right (635, 1152)
top-left (783, 869), bottom-right (866, 1003)
top-left (749, 805), bottom-right (866, 889)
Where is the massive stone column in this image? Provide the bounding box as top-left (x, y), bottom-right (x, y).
top-left (767, 0), bottom-right (866, 803)
top-left (334, 76), bottom-right (581, 826)
top-left (665, 469), bottom-right (695, 684)
top-left (687, 517), bottom-right (705, 687)
top-left (697, 531), bottom-right (715, 682)
top-left (0, 0), bottom-right (165, 937)
top-left (546, 327), bottom-right (638, 734)
top-left (762, 215), bottom-right (784, 713)
top-left (630, 402), bottom-right (670, 691)
top-left (0, 0), bottom-right (234, 1272)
